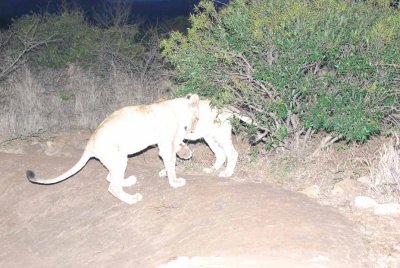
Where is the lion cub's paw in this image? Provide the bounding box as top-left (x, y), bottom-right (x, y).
top-left (169, 177), bottom-right (186, 188)
top-left (127, 193), bottom-right (143, 204)
top-left (108, 185), bottom-right (143, 204)
top-left (158, 169), bottom-right (167, 177)
top-left (218, 170), bottom-right (233, 178)
top-left (119, 192), bottom-right (143, 205)
top-left (122, 176), bottom-right (137, 187)
top-left (203, 167), bottom-right (216, 174)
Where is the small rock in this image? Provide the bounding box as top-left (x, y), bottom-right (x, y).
top-left (356, 175), bottom-right (374, 187)
top-left (300, 185), bottom-right (320, 199)
top-left (354, 196), bottom-right (377, 209)
top-left (331, 178), bottom-right (366, 199)
top-left (159, 256), bottom-right (190, 268)
top-left (374, 203), bottom-right (400, 216)
top-left (44, 141), bottom-right (59, 156)
top-left (307, 255), bottom-right (331, 264)
top-left (0, 145), bottom-right (26, 154)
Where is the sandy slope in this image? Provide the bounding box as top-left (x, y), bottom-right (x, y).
top-left (0, 136), bottom-right (366, 268)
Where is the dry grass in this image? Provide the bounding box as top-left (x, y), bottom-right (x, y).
top-left (231, 134), bottom-right (362, 191)
top-left (369, 134), bottom-right (400, 202)
top-left (0, 65), bottom-right (171, 138)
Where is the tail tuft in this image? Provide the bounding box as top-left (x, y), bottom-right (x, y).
top-left (26, 170), bottom-right (36, 181)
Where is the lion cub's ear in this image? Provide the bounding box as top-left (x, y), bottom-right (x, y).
top-left (186, 94), bottom-right (200, 107)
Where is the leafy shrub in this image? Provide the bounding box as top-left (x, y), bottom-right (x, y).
top-left (8, 10), bottom-right (144, 72)
top-left (162, 0), bottom-right (400, 145)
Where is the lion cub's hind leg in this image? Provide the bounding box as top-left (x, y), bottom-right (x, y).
top-left (122, 176), bottom-right (137, 187)
top-left (102, 154), bottom-right (142, 204)
top-left (106, 173), bottom-right (137, 187)
top-left (214, 124), bottom-right (238, 178)
top-left (203, 122), bottom-right (238, 178)
top-left (203, 135), bottom-right (226, 174)
top-left (217, 142), bottom-right (238, 178)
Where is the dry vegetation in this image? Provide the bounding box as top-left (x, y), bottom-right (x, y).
top-left (369, 134), bottom-right (400, 203)
top-left (0, 4), bottom-right (175, 138)
top-left (0, 65), bottom-right (171, 137)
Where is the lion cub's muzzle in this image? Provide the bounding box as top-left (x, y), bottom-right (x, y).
top-left (185, 116), bottom-right (199, 134)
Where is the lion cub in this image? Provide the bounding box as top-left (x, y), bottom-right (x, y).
top-left (27, 94), bottom-right (200, 204)
top-left (160, 100), bottom-right (253, 178)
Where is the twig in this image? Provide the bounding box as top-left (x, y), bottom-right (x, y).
top-left (0, 21), bottom-right (59, 81)
top-left (376, 63), bottom-right (400, 69)
top-left (310, 134), bottom-right (342, 157)
top-left (0, 129), bottom-right (47, 145)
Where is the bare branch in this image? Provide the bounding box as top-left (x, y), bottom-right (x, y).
top-left (93, 0), bottom-right (133, 27)
top-left (0, 21), bottom-right (59, 81)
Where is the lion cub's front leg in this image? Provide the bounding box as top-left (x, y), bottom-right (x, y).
top-left (159, 143), bottom-right (186, 188)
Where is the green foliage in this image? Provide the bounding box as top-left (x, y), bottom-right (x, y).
top-left (60, 90), bottom-right (75, 101)
top-left (162, 0), bottom-right (400, 144)
top-left (9, 10), bottom-right (143, 70)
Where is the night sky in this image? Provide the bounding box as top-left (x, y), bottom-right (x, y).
top-left (0, 0), bottom-right (208, 27)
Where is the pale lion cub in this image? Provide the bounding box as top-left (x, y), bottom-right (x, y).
top-left (27, 95), bottom-right (200, 204)
top-left (160, 100), bottom-right (253, 178)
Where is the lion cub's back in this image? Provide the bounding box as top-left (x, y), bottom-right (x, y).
top-left (90, 105), bottom-right (159, 153)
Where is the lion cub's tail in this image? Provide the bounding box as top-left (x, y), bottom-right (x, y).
top-left (26, 149), bottom-right (94, 185)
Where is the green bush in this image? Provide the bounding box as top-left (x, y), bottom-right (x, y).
top-left (162, 0), bottom-right (400, 144)
top-left (9, 10), bottom-right (144, 71)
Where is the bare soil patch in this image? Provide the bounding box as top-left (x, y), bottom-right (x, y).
top-left (0, 131), bottom-right (397, 267)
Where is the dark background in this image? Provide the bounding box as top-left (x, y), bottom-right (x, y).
top-left (0, 0), bottom-right (214, 27)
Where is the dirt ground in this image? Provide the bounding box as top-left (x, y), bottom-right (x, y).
top-left (0, 131), bottom-right (399, 267)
